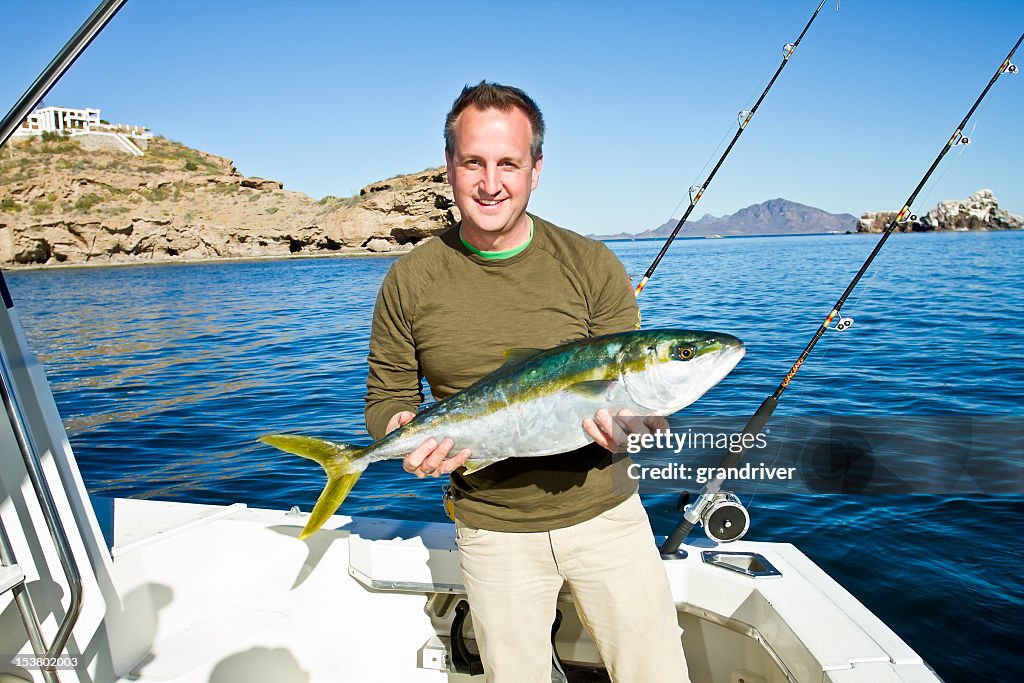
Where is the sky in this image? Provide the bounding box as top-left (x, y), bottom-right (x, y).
top-left (1, 1), bottom-right (1021, 235)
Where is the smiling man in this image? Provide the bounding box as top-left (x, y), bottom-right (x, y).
top-left (364, 82), bottom-right (690, 682)
top-left (447, 101), bottom-right (541, 251)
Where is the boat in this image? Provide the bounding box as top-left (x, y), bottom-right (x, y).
top-left (0, 3), bottom-right (944, 681)
top-left (704, 235), bottom-right (724, 239)
top-left (0, 285), bottom-right (946, 681)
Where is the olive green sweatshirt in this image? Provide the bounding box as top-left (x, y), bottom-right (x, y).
top-left (365, 214), bottom-right (640, 531)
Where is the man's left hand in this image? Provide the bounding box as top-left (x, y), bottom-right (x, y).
top-left (583, 408), bottom-right (669, 453)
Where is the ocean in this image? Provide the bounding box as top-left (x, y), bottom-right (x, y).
top-left (5, 230), bottom-right (1023, 682)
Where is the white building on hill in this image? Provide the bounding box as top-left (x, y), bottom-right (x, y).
top-left (18, 105), bottom-right (102, 134)
top-left (14, 105), bottom-right (153, 155)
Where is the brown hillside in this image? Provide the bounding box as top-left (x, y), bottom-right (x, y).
top-left (0, 135), bottom-right (458, 266)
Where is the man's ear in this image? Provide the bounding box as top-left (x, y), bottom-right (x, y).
top-left (531, 154), bottom-right (544, 190)
top-left (445, 149), bottom-right (455, 186)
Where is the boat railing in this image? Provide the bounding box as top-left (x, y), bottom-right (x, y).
top-left (0, 340), bottom-right (82, 682)
top-left (0, 308), bottom-right (89, 678)
top-left (0, 1), bottom-right (129, 675)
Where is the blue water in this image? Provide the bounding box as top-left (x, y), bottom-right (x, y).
top-left (5, 231), bottom-right (1023, 682)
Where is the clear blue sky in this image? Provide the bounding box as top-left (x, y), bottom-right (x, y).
top-left (2, 1), bottom-right (1021, 234)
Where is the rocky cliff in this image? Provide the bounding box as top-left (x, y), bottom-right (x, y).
top-left (857, 190), bottom-right (1022, 233)
top-left (0, 135), bottom-right (459, 267)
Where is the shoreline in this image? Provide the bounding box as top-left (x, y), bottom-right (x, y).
top-left (5, 227), bottom-right (1019, 273)
top-left (1, 245), bottom-right (416, 273)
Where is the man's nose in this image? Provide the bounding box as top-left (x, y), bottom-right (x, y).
top-left (481, 164), bottom-right (501, 195)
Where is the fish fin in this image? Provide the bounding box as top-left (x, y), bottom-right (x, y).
top-left (300, 470), bottom-right (363, 539)
top-left (462, 458), bottom-right (501, 474)
top-left (565, 379), bottom-right (616, 399)
top-left (502, 348), bottom-right (543, 367)
top-left (259, 434), bottom-right (367, 539)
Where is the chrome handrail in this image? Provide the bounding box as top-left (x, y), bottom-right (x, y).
top-left (0, 341), bottom-right (83, 672)
top-left (0, 516), bottom-right (56, 683)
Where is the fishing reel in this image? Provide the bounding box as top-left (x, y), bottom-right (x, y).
top-left (686, 491), bottom-right (750, 543)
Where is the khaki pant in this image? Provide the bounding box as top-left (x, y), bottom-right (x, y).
top-left (455, 494), bottom-right (690, 683)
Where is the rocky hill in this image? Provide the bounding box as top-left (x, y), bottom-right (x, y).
top-left (858, 189), bottom-right (1023, 233)
top-left (0, 135), bottom-right (459, 267)
top-left (603, 198), bottom-right (858, 239)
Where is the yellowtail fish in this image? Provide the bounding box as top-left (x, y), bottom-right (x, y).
top-left (260, 328), bottom-right (744, 538)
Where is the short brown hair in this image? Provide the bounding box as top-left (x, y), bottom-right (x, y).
top-left (444, 81), bottom-right (545, 161)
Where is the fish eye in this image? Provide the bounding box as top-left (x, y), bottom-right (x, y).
top-left (676, 346), bottom-right (696, 361)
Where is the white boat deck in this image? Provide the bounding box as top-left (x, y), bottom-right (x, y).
top-left (78, 497), bottom-right (937, 683)
top-left (106, 499), bottom-right (454, 682)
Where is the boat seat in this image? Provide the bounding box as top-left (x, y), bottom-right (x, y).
top-left (346, 517), bottom-right (466, 593)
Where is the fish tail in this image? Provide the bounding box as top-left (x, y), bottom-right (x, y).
top-left (258, 434), bottom-right (367, 539)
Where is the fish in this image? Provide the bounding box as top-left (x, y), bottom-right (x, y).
top-left (260, 328), bottom-right (744, 538)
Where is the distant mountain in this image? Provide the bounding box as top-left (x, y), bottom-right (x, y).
top-left (600, 198), bottom-right (858, 239)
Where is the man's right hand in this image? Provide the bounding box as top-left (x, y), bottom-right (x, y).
top-left (386, 411), bottom-right (472, 479)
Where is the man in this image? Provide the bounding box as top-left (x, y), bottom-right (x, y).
top-left (365, 82), bottom-right (689, 683)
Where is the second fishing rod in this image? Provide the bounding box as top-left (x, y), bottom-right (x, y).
top-left (633, 0), bottom-right (832, 297)
top-left (659, 30), bottom-right (1024, 555)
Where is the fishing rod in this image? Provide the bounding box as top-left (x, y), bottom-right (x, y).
top-left (659, 31), bottom-right (1023, 556)
top-left (633, 0), bottom-right (833, 297)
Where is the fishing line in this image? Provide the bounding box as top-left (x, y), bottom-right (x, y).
top-left (660, 52), bottom-right (780, 245)
top-left (654, 122), bottom-right (731, 246)
top-left (745, 283), bottom-right (844, 509)
top-left (673, 117), bottom-right (739, 219)
top-left (784, 41), bottom-right (1003, 385)
top-left (846, 92), bottom-right (991, 319)
top-left (910, 123), bottom-right (979, 225)
top-left (670, 52), bottom-right (779, 224)
top-left (920, 91), bottom-right (1000, 218)
top-left (745, 259), bottom-right (870, 510)
top-left (660, 31), bottom-right (1024, 553)
top-left (633, 0), bottom-right (834, 297)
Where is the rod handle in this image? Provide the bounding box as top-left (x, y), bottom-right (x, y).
top-left (659, 518), bottom-right (696, 557)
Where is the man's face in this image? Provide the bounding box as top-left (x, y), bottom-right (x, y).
top-left (446, 105), bottom-right (543, 245)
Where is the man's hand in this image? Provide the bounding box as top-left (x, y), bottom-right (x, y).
top-left (384, 411), bottom-right (416, 435)
top-left (583, 408), bottom-right (669, 453)
top-left (387, 411), bottom-right (472, 478)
